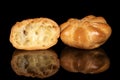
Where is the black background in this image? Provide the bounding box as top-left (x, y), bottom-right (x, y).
top-left (0, 0), bottom-right (115, 80)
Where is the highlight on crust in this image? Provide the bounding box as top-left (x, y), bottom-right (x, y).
top-left (60, 15), bottom-right (112, 49)
top-left (9, 15), bottom-right (112, 78)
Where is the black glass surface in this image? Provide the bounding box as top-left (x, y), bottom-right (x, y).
top-left (0, 1), bottom-right (114, 80)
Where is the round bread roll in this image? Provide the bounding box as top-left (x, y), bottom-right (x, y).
top-left (60, 47), bottom-right (110, 74)
top-left (10, 17), bottom-right (60, 50)
top-left (11, 49), bottom-right (60, 79)
top-left (60, 15), bottom-right (112, 49)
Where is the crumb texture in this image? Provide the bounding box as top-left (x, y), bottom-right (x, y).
top-left (10, 18), bottom-right (60, 50)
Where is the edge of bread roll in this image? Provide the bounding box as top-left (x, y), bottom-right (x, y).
top-left (10, 17), bottom-right (60, 50)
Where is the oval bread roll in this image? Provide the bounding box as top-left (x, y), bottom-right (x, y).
top-left (10, 18), bottom-right (60, 50)
top-left (11, 49), bottom-right (60, 78)
top-left (60, 15), bottom-right (112, 49)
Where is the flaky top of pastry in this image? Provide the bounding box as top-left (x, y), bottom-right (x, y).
top-left (60, 15), bottom-right (112, 49)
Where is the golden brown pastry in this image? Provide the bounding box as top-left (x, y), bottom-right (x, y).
top-left (10, 17), bottom-right (60, 50)
top-left (11, 49), bottom-right (60, 78)
top-left (60, 47), bottom-right (110, 74)
top-left (60, 15), bottom-right (112, 49)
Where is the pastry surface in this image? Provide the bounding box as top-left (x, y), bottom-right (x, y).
top-left (60, 15), bottom-right (112, 49)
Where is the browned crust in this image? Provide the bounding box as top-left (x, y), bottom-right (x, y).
top-left (60, 15), bottom-right (112, 49)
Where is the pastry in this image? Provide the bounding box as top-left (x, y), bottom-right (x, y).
top-left (60, 15), bottom-right (112, 49)
top-left (10, 17), bottom-right (60, 50)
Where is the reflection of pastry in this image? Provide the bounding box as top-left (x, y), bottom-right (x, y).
top-left (11, 49), bottom-right (60, 78)
top-left (10, 18), bottom-right (60, 50)
top-left (60, 15), bottom-right (112, 49)
top-left (60, 47), bottom-right (110, 74)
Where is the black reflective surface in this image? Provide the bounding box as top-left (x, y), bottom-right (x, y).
top-left (0, 1), bottom-right (114, 80)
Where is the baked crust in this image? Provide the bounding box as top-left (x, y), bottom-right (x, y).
top-left (60, 15), bottom-right (112, 49)
top-left (10, 17), bottom-right (60, 50)
top-left (11, 49), bottom-right (60, 78)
